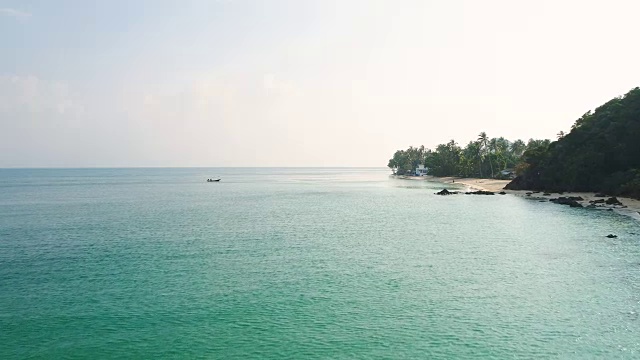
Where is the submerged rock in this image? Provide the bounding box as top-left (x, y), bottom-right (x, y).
top-left (498, 191), bottom-right (507, 195)
top-left (465, 190), bottom-right (495, 195)
top-left (606, 234), bottom-right (618, 238)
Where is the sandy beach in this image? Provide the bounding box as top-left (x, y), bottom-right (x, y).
top-left (432, 176), bottom-right (510, 193)
top-left (397, 175), bottom-right (640, 221)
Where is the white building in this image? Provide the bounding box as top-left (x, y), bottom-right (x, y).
top-left (415, 164), bottom-right (429, 176)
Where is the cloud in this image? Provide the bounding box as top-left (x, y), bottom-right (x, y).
top-left (0, 8), bottom-right (31, 18)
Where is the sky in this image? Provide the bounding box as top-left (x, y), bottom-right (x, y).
top-left (1, 0), bottom-right (639, 167)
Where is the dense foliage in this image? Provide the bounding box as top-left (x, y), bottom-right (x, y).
top-left (507, 87), bottom-right (640, 198)
top-left (387, 136), bottom-right (546, 178)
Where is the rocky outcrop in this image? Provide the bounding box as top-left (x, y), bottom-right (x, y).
top-left (435, 189), bottom-right (459, 195)
top-left (549, 197), bottom-right (583, 207)
top-left (605, 197), bottom-right (623, 205)
top-left (465, 190), bottom-right (495, 195)
top-left (436, 189), bottom-right (498, 195)
top-left (504, 175), bottom-right (537, 190)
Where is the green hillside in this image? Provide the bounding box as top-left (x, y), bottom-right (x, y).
top-left (506, 87), bottom-right (640, 198)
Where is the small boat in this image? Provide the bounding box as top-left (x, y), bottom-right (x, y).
top-left (207, 178), bottom-right (221, 182)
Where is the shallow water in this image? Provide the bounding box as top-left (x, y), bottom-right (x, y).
top-left (1, 168), bottom-right (639, 358)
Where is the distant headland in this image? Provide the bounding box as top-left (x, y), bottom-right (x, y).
top-left (387, 87), bottom-right (640, 200)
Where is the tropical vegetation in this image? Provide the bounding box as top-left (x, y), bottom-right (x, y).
top-left (388, 87), bottom-right (640, 199)
top-left (506, 87), bottom-right (640, 198)
top-left (387, 136), bottom-right (542, 179)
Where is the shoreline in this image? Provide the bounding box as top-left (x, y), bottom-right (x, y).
top-left (392, 174), bottom-right (640, 221)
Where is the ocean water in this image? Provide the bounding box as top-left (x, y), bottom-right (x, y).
top-left (1, 168), bottom-right (639, 359)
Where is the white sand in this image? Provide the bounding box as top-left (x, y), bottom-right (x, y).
top-left (433, 176), bottom-right (510, 192)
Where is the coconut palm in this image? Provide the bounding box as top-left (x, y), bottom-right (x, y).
top-left (492, 137), bottom-right (510, 170)
top-left (477, 132), bottom-right (494, 178)
top-left (510, 139), bottom-right (526, 157)
top-left (463, 141), bottom-right (483, 177)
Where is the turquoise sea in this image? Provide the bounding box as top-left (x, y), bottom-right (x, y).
top-left (1, 168), bottom-right (639, 359)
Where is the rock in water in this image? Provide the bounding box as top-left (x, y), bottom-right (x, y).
top-left (549, 197), bottom-right (583, 207)
top-left (606, 234), bottom-right (618, 238)
top-left (465, 190), bottom-right (495, 195)
top-left (436, 189), bottom-right (458, 195)
top-left (605, 197), bottom-right (622, 205)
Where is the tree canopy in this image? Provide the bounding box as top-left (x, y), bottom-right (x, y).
top-left (388, 134), bottom-right (546, 178)
top-left (506, 87), bottom-right (640, 198)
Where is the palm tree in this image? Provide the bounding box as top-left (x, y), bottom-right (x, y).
top-left (463, 141), bottom-right (483, 177)
top-left (493, 137), bottom-right (510, 170)
top-left (489, 138), bottom-right (498, 154)
top-left (510, 139), bottom-right (526, 157)
top-left (557, 131), bottom-right (565, 140)
top-left (477, 132), bottom-right (494, 178)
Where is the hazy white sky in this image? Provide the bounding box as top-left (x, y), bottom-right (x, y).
top-left (1, 0), bottom-right (639, 167)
